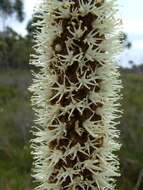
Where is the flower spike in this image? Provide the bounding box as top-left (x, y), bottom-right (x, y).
top-left (29, 0), bottom-right (123, 189)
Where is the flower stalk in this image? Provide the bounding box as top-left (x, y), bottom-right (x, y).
top-left (29, 0), bottom-right (122, 189)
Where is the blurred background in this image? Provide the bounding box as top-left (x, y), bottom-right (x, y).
top-left (0, 0), bottom-right (143, 190)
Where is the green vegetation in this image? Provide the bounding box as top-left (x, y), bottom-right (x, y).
top-left (0, 70), bottom-right (33, 190)
top-left (121, 73), bottom-right (143, 164)
top-left (119, 72), bottom-right (143, 190)
top-left (0, 27), bottom-right (32, 69)
top-left (0, 69), bottom-right (143, 190)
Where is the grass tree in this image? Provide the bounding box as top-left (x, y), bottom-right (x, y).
top-left (29, 0), bottom-right (122, 189)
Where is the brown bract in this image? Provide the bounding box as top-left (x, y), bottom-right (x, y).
top-left (48, 0), bottom-right (105, 188)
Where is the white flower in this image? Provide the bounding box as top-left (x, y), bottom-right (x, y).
top-left (67, 20), bottom-right (87, 39)
top-left (30, 0), bottom-right (123, 189)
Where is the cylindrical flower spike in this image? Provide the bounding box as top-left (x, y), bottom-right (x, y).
top-left (29, 0), bottom-right (122, 189)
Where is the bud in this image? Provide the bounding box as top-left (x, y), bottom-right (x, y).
top-left (29, 0), bottom-right (123, 189)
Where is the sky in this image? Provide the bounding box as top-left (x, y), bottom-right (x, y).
top-left (118, 0), bottom-right (143, 66)
top-left (1, 0), bottom-right (143, 67)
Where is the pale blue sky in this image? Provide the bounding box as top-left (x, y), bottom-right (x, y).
top-left (1, 0), bottom-right (143, 66)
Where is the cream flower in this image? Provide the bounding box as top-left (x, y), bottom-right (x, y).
top-left (29, 0), bottom-right (123, 189)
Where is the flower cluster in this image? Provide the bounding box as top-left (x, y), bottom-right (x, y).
top-left (29, 0), bottom-right (122, 189)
